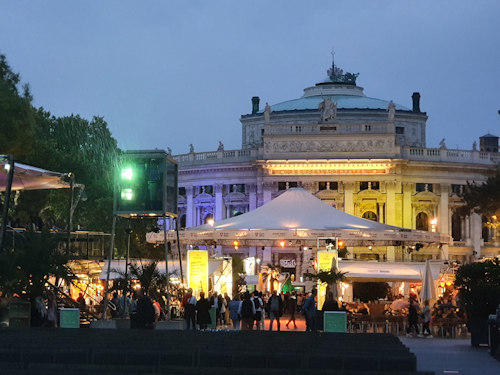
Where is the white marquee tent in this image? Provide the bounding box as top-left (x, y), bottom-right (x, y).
top-left (147, 188), bottom-right (450, 247)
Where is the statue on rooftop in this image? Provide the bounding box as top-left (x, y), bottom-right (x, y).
top-left (387, 101), bottom-right (396, 122)
top-left (189, 144), bottom-right (194, 153)
top-left (217, 141), bottom-right (224, 151)
top-left (319, 97), bottom-right (337, 122)
top-left (264, 103), bottom-right (272, 122)
top-left (472, 141), bottom-right (477, 151)
top-left (439, 138), bottom-right (447, 149)
top-left (167, 147), bottom-right (172, 155)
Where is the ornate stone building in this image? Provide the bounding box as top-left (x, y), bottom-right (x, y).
top-left (169, 62), bottom-right (500, 271)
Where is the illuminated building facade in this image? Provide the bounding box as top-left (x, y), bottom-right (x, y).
top-left (169, 62), bottom-right (500, 278)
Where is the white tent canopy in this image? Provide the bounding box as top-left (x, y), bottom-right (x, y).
top-left (0, 161), bottom-right (74, 191)
top-left (339, 260), bottom-right (445, 283)
top-left (147, 188), bottom-right (449, 246)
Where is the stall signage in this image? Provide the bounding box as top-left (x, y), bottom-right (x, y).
top-left (317, 250), bottom-right (338, 310)
top-left (187, 250), bottom-right (208, 295)
top-left (280, 259), bottom-right (296, 268)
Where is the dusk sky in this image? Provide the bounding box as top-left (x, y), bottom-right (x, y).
top-left (1, 1), bottom-right (499, 155)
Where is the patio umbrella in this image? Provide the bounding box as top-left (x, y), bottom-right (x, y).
top-left (420, 260), bottom-right (437, 305)
top-left (390, 299), bottom-right (409, 310)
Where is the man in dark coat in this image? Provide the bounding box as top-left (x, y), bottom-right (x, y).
top-left (134, 288), bottom-right (155, 329)
top-left (196, 291), bottom-right (212, 330)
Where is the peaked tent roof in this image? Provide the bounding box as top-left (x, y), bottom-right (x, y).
top-left (0, 161), bottom-right (73, 191)
top-left (147, 188), bottom-right (449, 246)
top-left (198, 187), bottom-right (400, 231)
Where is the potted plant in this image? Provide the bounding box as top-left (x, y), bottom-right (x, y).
top-left (454, 258), bottom-right (500, 346)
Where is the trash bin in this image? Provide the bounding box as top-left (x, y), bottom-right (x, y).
top-left (9, 300), bottom-right (31, 328)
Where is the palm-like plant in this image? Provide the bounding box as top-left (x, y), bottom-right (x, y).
top-left (304, 269), bottom-right (346, 299)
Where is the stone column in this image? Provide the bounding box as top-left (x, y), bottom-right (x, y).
top-left (214, 183), bottom-right (225, 222)
top-left (343, 182), bottom-right (354, 214)
top-left (186, 186), bottom-right (194, 228)
top-left (402, 183), bottom-right (413, 229)
top-left (470, 212), bottom-right (482, 258)
top-left (439, 184), bottom-right (450, 259)
top-left (263, 182), bottom-right (273, 204)
top-left (248, 184), bottom-right (257, 211)
top-left (263, 246), bottom-right (272, 264)
top-left (385, 181), bottom-right (397, 262)
top-left (385, 181), bottom-right (397, 225)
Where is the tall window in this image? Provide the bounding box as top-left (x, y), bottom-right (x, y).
top-left (416, 212), bottom-right (429, 231)
top-left (451, 212), bottom-right (462, 241)
top-left (278, 182), bottom-right (298, 191)
top-left (318, 181), bottom-right (338, 191)
top-left (362, 211), bottom-right (378, 222)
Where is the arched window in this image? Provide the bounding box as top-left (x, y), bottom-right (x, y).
top-left (362, 211), bottom-right (378, 222)
top-left (451, 212), bottom-right (462, 241)
top-left (416, 212), bottom-right (429, 231)
top-left (179, 215), bottom-right (186, 229)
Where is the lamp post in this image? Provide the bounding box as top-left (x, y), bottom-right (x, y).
top-left (0, 155), bottom-right (14, 253)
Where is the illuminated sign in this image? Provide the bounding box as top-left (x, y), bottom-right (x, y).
top-left (317, 250), bottom-right (338, 310)
top-left (187, 250), bottom-right (208, 295)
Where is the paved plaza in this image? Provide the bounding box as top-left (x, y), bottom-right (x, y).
top-left (401, 337), bottom-right (499, 375)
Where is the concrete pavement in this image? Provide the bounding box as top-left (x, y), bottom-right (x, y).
top-left (400, 337), bottom-right (499, 375)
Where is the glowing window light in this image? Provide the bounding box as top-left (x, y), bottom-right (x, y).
top-left (121, 167), bottom-right (133, 180)
top-left (121, 188), bottom-right (133, 201)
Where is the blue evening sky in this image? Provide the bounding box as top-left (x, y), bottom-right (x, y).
top-left (1, 1), bottom-right (499, 155)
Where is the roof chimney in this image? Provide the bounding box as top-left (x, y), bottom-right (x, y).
top-left (412, 92), bottom-right (421, 112)
top-left (251, 96), bottom-right (260, 115)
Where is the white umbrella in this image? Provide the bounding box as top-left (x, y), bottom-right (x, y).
top-left (420, 260), bottom-right (437, 305)
top-left (390, 299), bottom-right (409, 310)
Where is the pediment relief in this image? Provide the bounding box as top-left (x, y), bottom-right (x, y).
top-left (194, 192), bottom-right (214, 204)
top-left (413, 191), bottom-right (439, 202)
top-left (224, 192), bottom-right (248, 204)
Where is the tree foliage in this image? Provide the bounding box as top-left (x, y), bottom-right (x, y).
top-left (459, 170), bottom-right (500, 217)
top-left (0, 54), bottom-right (35, 159)
top-left (454, 258), bottom-right (500, 319)
top-left (0, 230), bottom-right (71, 299)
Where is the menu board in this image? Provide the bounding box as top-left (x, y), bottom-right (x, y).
top-left (187, 250), bottom-right (208, 295)
top-left (323, 311), bottom-right (347, 333)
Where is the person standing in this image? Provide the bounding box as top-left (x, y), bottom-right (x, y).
top-left (182, 288), bottom-right (197, 330)
top-left (238, 292), bottom-right (256, 331)
top-left (134, 288), bottom-right (156, 329)
top-left (46, 291), bottom-right (58, 328)
top-left (302, 289), bottom-right (317, 332)
top-left (267, 290), bottom-right (283, 331)
top-left (285, 291), bottom-right (298, 329)
top-left (228, 294), bottom-right (242, 330)
top-left (251, 291), bottom-right (263, 330)
top-left (210, 292), bottom-right (220, 327)
top-left (422, 299), bottom-right (432, 337)
top-left (196, 291), bottom-right (211, 330)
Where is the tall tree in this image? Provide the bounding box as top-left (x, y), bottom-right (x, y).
top-left (0, 54), bottom-right (35, 159)
top-left (460, 170), bottom-right (500, 217)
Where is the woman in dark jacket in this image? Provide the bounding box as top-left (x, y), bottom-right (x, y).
top-left (196, 291), bottom-right (212, 330)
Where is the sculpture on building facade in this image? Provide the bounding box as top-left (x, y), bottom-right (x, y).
top-left (218, 141), bottom-right (224, 151)
top-left (319, 97), bottom-right (337, 122)
top-left (189, 144), bottom-right (194, 153)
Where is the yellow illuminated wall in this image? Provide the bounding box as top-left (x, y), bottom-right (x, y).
top-left (187, 250), bottom-right (208, 295)
top-left (317, 250), bottom-right (338, 310)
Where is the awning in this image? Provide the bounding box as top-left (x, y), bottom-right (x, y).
top-left (338, 260), bottom-right (445, 283)
top-left (0, 161), bottom-right (75, 191)
top-left (99, 259), bottom-right (224, 280)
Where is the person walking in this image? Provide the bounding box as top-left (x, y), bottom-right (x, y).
top-left (302, 289), bottom-right (317, 332)
top-left (228, 294), bottom-right (242, 330)
top-left (285, 291), bottom-right (298, 329)
top-left (267, 290), bottom-right (283, 331)
top-left (238, 291), bottom-right (255, 331)
top-left (406, 295), bottom-right (422, 337)
top-left (196, 291), bottom-right (211, 330)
